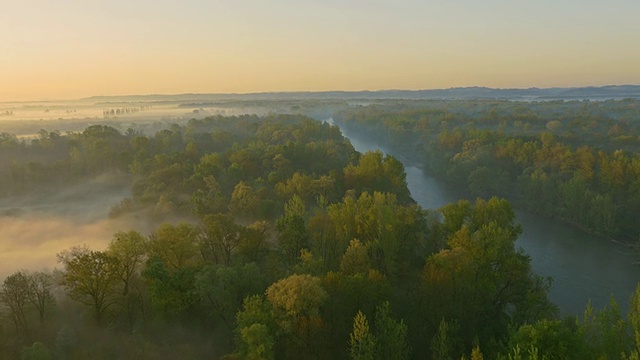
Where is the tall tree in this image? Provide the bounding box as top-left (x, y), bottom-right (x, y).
top-left (107, 230), bottom-right (148, 329)
top-left (276, 195), bottom-right (309, 267)
top-left (374, 301), bottom-right (410, 360)
top-left (195, 263), bottom-right (265, 330)
top-left (107, 230), bottom-right (147, 296)
top-left (27, 271), bottom-right (55, 324)
top-left (349, 311), bottom-right (376, 360)
top-left (423, 198), bottom-right (555, 350)
top-left (58, 247), bottom-right (120, 323)
top-left (199, 213), bottom-right (244, 266)
top-left (147, 222), bottom-right (200, 270)
top-left (1, 271), bottom-right (32, 338)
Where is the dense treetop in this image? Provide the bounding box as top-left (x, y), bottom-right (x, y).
top-left (0, 108), bottom-right (638, 359)
top-left (336, 99), bottom-right (640, 242)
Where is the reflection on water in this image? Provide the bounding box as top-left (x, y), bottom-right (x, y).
top-left (333, 119), bottom-right (640, 315)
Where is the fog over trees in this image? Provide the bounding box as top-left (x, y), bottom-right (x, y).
top-left (0, 96), bottom-right (640, 358)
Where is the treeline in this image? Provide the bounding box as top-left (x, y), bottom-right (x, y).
top-left (336, 99), bottom-right (640, 242)
top-left (0, 115), bottom-right (563, 359)
top-left (102, 106), bottom-right (151, 118)
top-left (0, 127), bottom-right (133, 195)
top-left (112, 114), bottom-right (411, 220)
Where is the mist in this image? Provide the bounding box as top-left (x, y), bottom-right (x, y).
top-left (0, 175), bottom-right (150, 279)
top-left (0, 96), bottom-right (342, 283)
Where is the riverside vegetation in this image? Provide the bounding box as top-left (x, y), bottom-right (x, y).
top-left (0, 111), bottom-right (640, 359)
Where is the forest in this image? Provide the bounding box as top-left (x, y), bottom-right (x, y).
top-left (1, 109), bottom-right (640, 359)
top-left (336, 99), bottom-right (640, 243)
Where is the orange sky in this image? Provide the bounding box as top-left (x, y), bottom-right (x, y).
top-left (1, 0), bottom-right (639, 101)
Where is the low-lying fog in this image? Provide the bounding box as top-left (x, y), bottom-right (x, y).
top-left (0, 98), bottom-right (329, 137)
top-left (0, 96), bottom-right (344, 280)
top-left (0, 174), bottom-right (147, 279)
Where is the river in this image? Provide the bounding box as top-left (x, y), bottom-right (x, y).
top-left (329, 118), bottom-right (640, 316)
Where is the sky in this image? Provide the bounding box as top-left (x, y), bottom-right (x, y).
top-left (1, 0), bottom-right (639, 101)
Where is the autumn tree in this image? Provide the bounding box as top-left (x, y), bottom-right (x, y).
top-left (349, 311), bottom-right (376, 360)
top-left (266, 274), bottom-right (328, 358)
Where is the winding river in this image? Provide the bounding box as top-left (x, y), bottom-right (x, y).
top-left (330, 118), bottom-right (640, 316)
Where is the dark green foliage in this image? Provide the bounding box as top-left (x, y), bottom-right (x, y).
top-left (20, 342), bottom-right (51, 360)
top-left (336, 99), bottom-right (640, 242)
top-left (194, 263), bottom-right (266, 330)
top-left (420, 198), bottom-right (557, 356)
top-left (142, 256), bottom-right (201, 320)
top-left (5, 107), bottom-right (640, 359)
top-left (505, 319), bottom-right (588, 360)
top-left (374, 301), bottom-right (410, 360)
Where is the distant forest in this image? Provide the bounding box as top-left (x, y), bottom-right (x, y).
top-left (1, 107), bottom-right (640, 359)
top-left (336, 99), bottom-right (640, 243)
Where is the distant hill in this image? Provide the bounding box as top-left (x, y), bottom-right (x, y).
top-left (81, 85), bottom-right (640, 103)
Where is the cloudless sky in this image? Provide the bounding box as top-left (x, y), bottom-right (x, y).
top-left (1, 0), bottom-right (639, 101)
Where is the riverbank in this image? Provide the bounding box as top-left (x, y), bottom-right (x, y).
top-left (330, 117), bottom-right (640, 316)
top-left (335, 118), bottom-right (639, 248)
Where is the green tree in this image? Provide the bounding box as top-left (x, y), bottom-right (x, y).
top-left (194, 263), bottom-right (265, 330)
top-left (239, 323), bottom-right (275, 360)
top-left (507, 319), bottom-right (587, 360)
top-left (276, 195), bottom-right (309, 266)
top-left (20, 342), bottom-right (51, 360)
top-left (344, 151), bottom-right (411, 203)
top-left (147, 222), bottom-right (200, 270)
top-left (321, 270), bottom-right (391, 358)
top-left (424, 198), bottom-right (555, 350)
top-left (628, 285), bottom-right (640, 358)
top-left (430, 318), bottom-right (458, 360)
top-left (237, 220), bottom-right (271, 263)
top-left (374, 301), bottom-right (410, 360)
top-left (58, 247), bottom-right (120, 323)
top-left (230, 181), bottom-right (260, 219)
top-left (107, 230), bottom-right (148, 328)
top-left (107, 230), bottom-right (147, 296)
top-left (235, 295), bottom-right (277, 360)
top-left (199, 213), bottom-right (244, 266)
top-left (349, 311), bottom-right (376, 360)
top-left (578, 297), bottom-right (630, 359)
top-left (143, 256), bottom-right (201, 320)
top-left (340, 239), bottom-right (370, 275)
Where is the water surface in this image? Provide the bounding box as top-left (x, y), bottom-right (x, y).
top-left (332, 119), bottom-right (640, 315)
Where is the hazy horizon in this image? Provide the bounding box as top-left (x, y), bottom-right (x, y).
top-left (3, 83), bottom-right (640, 104)
top-left (2, 0), bottom-right (639, 102)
